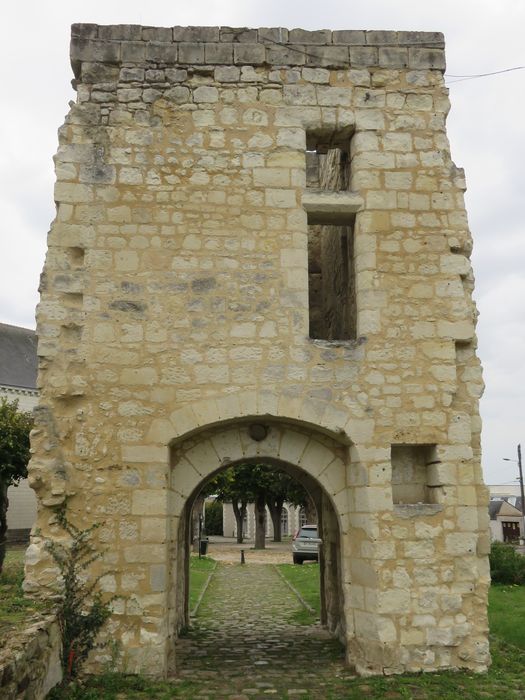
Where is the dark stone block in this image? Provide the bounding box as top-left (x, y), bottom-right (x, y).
top-left (99, 25), bottom-right (142, 41)
top-left (258, 27), bottom-right (289, 44)
top-left (306, 46), bottom-right (349, 68)
top-left (71, 23), bottom-right (98, 39)
top-left (350, 46), bottom-right (379, 67)
top-left (289, 28), bottom-right (331, 45)
top-left (191, 277), bottom-right (216, 292)
top-left (80, 164), bottom-right (116, 184)
top-left (366, 30), bottom-right (399, 45)
top-left (142, 26), bottom-right (173, 42)
top-left (173, 26), bottom-right (219, 42)
top-left (205, 43), bottom-right (234, 64)
top-left (266, 44), bottom-right (306, 66)
top-left (233, 43), bottom-right (265, 65)
top-left (109, 300), bottom-right (147, 313)
top-left (121, 41), bottom-right (147, 63)
top-left (219, 27), bottom-right (258, 43)
top-left (82, 62), bottom-right (120, 84)
top-left (408, 48), bottom-right (446, 70)
top-left (379, 47), bottom-right (409, 69)
top-left (146, 42), bottom-right (178, 63)
top-left (398, 31), bottom-right (444, 47)
top-left (178, 43), bottom-right (205, 64)
top-left (332, 30), bottom-right (366, 45)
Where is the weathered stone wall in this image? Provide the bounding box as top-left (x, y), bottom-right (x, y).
top-left (0, 614), bottom-right (62, 699)
top-left (25, 24), bottom-right (489, 678)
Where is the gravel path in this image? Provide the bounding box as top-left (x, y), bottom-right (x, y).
top-left (175, 560), bottom-right (351, 699)
top-left (204, 537), bottom-right (295, 564)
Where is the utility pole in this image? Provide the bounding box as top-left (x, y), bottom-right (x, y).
top-left (518, 444), bottom-right (525, 546)
top-left (504, 444), bottom-right (525, 545)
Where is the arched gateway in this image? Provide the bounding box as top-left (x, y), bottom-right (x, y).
top-left (25, 24), bottom-right (490, 678)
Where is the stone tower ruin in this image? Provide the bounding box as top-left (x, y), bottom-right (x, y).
top-left (25, 24), bottom-right (491, 677)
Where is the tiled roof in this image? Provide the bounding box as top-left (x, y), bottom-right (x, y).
top-left (0, 323), bottom-right (37, 389)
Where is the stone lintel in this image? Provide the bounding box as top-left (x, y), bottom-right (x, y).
top-left (393, 504), bottom-right (444, 518)
top-left (302, 189), bottom-right (364, 224)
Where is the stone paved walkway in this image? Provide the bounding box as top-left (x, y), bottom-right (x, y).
top-left (175, 561), bottom-right (352, 699)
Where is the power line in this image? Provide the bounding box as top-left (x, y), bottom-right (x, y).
top-left (445, 66), bottom-right (525, 84)
top-left (228, 33), bottom-right (524, 88)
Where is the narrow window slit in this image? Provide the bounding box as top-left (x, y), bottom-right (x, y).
top-left (306, 130), bottom-right (356, 341)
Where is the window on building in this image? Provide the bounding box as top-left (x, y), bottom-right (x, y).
top-left (281, 507), bottom-right (289, 536)
top-left (306, 130), bottom-right (356, 341)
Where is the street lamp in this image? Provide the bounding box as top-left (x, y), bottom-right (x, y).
top-left (503, 444), bottom-right (525, 546)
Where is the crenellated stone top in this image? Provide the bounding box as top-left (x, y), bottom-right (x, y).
top-left (70, 24), bottom-right (445, 78)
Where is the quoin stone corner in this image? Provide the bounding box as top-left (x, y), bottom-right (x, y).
top-left (25, 24), bottom-right (490, 677)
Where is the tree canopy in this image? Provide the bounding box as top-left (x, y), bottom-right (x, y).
top-left (0, 397), bottom-right (33, 486)
top-left (0, 397), bottom-right (34, 572)
top-left (206, 462), bottom-right (313, 546)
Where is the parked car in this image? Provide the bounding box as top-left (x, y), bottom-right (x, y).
top-left (292, 524), bottom-right (321, 564)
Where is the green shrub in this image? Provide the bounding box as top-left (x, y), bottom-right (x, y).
top-left (205, 500), bottom-right (223, 536)
top-left (46, 505), bottom-right (115, 680)
top-left (490, 541), bottom-right (525, 584)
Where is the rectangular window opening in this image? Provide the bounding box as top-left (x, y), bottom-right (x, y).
top-left (391, 444), bottom-right (441, 505)
top-left (306, 129), bottom-right (356, 341)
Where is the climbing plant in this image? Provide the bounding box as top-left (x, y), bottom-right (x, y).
top-left (46, 504), bottom-right (114, 680)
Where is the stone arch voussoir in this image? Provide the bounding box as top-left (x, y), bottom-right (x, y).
top-left (153, 391), bottom-right (360, 445)
top-left (169, 417), bottom-right (351, 533)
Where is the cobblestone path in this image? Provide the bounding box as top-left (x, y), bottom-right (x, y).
top-left (175, 562), bottom-right (352, 699)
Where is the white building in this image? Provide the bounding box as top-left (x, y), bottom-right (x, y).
top-left (0, 323), bottom-right (38, 542)
top-left (221, 501), bottom-right (309, 540)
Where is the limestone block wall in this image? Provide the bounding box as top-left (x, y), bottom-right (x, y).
top-left (0, 614), bottom-right (62, 699)
top-left (25, 24), bottom-right (490, 678)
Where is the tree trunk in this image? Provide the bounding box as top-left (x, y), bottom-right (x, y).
top-left (304, 494), bottom-right (317, 524)
top-left (268, 497), bottom-right (284, 542)
top-left (191, 493), bottom-right (204, 553)
top-left (232, 499), bottom-right (247, 544)
top-left (0, 477), bottom-right (9, 575)
top-left (254, 493), bottom-right (266, 549)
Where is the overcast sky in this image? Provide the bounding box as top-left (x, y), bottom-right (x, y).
top-left (1, 1), bottom-right (523, 485)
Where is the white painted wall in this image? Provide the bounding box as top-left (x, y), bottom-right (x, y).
top-left (1, 386), bottom-right (38, 533)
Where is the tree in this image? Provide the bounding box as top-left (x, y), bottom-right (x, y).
top-left (191, 491), bottom-right (205, 552)
top-left (204, 499), bottom-right (223, 536)
top-left (0, 397), bottom-right (33, 573)
top-left (206, 467), bottom-right (251, 544)
top-left (207, 463), bottom-right (314, 548)
top-left (264, 468), bottom-right (312, 542)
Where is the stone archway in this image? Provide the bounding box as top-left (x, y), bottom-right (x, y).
top-left (166, 417), bottom-right (353, 674)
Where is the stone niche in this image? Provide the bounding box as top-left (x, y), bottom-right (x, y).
top-left (25, 24), bottom-right (491, 678)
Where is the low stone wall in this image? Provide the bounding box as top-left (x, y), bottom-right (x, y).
top-left (0, 614), bottom-right (62, 699)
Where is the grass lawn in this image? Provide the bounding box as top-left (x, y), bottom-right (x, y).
top-left (276, 562), bottom-right (321, 624)
top-left (188, 555), bottom-right (216, 614)
top-left (488, 584), bottom-right (525, 649)
top-left (0, 545), bottom-right (51, 645)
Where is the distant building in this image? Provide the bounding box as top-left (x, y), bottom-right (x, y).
top-left (0, 322), bottom-right (38, 542)
top-left (222, 501), bottom-right (308, 540)
top-left (488, 484), bottom-right (524, 542)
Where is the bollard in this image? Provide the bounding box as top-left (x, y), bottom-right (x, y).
top-left (240, 549), bottom-right (245, 564)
